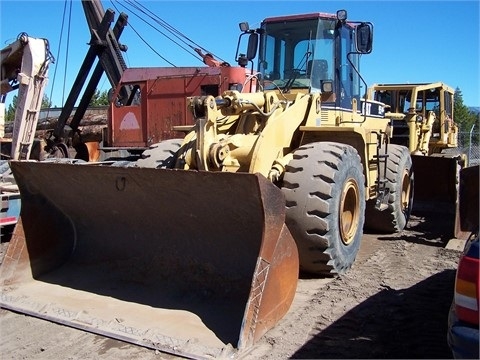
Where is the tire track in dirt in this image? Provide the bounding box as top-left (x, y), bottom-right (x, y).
top-left (245, 234), bottom-right (390, 360)
top-left (1, 212), bottom-right (462, 359)
top-left (295, 243), bottom-right (458, 359)
top-left (247, 227), bottom-right (461, 359)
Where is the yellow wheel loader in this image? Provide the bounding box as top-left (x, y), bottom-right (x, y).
top-left (368, 82), bottom-right (466, 237)
top-left (1, 10), bottom-right (413, 358)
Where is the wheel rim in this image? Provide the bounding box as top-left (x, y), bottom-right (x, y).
top-left (339, 179), bottom-right (360, 245)
top-left (401, 169), bottom-right (412, 213)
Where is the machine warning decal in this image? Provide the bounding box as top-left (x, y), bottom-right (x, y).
top-left (120, 112), bottom-right (140, 130)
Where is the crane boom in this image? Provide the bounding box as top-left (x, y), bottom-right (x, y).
top-left (1, 33), bottom-right (53, 160)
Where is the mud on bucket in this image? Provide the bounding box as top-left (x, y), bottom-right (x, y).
top-left (0, 161), bottom-right (298, 359)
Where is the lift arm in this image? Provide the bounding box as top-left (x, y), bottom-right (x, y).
top-left (1, 33), bottom-right (54, 160)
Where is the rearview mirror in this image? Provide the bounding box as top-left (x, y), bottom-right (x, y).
top-left (355, 22), bottom-right (373, 54)
top-left (246, 33), bottom-right (258, 60)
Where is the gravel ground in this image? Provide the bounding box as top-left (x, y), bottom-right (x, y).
top-left (0, 211), bottom-right (462, 359)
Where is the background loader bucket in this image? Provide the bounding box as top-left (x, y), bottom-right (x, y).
top-left (457, 164), bottom-right (479, 237)
top-left (411, 155), bottom-right (463, 238)
top-left (0, 161), bottom-right (298, 359)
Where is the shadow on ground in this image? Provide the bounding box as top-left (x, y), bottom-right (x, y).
top-left (365, 211), bottom-right (456, 247)
top-left (291, 269), bottom-right (455, 359)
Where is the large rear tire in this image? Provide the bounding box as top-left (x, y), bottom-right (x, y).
top-left (281, 142), bottom-right (365, 275)
top-left (364, 144), bottom-right (414, 233)
top-left (135, 139), bottom-right (183, 169)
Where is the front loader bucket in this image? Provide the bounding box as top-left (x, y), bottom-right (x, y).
top-left (457, 164), bottom-right (479, 237)
top-left (411, 154), bottom-right (463, 237)
top-left (0, 161), bottom-right (298, 359)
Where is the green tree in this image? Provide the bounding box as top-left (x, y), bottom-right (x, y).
top-left (5, 93), bottom-right (52, 123)
top-left (454, 87), bottom-right (477, 133)
top-left (89, 89), bottom-right (110, 106)
top-left (41, 93), bottom-right (52, 108)
top-left (5, 95), bottom-right (17, 123)
top-left (454, 87), bottom-right (479, 150)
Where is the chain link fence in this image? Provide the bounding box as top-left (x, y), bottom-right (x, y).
top-left (457, 127), bottom-right (480, 166)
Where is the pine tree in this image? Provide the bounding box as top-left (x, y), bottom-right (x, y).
top-left (454, 87), bottom-right (476, 133)
top-left (5, 95), bottom-right (17, 123)
top-left (41, 94), bottom-right (52, 108)
top-left (5, 94), bottom-right (52, 123)
top-left (89, 89), bottom-right (110, 106)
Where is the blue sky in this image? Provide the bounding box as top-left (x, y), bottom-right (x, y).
top-left (1, 0), bottom-right (479, 108)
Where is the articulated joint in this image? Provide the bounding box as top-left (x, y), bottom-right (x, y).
top-left (268, 153), bottom-right (294, 182)
top-left (209, 142), bottom-right (230, 169)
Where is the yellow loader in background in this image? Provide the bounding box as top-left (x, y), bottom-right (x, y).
top-left (1, 10), bottom-right (413, 359)
top-left (368, 83), bottom-right (466, 236)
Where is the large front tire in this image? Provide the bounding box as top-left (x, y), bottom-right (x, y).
top-left (364, 144), bottom-right (414, 233)
top-left (281, 142), bottom-right (365, 275)
top-left (135, 139), bottom-right (183, 169)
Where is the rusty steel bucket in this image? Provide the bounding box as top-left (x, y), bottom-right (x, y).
top-left (0, 161), bottom-right (298, 359)
top-left (411, 154), bottom-right (464, 238)
top-left (457, 164), bottom-right (479, 238)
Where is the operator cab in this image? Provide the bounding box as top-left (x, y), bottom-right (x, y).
top-left (373, 84), bottom-right (454, 140)
top-left (256, 10), bottom-right (372, 110)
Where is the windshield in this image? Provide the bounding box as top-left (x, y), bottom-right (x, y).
top-left (375, 88), bottom-right (443, 116)
top-left (259, 17), bottom-right (336, 92)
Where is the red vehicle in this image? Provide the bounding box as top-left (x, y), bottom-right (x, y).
top-left (448, 234), bottom-right (479, 359)
top-left (447, 165), bottom-right (479, 359)
top-left (103, 66), bottom-right (254, 154)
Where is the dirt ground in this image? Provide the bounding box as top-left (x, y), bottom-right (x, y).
top-left (0, 211), bottom-right (462, 359)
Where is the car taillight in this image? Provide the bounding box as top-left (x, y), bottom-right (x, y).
top-left (454, 248), bottom-right (479, 326)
